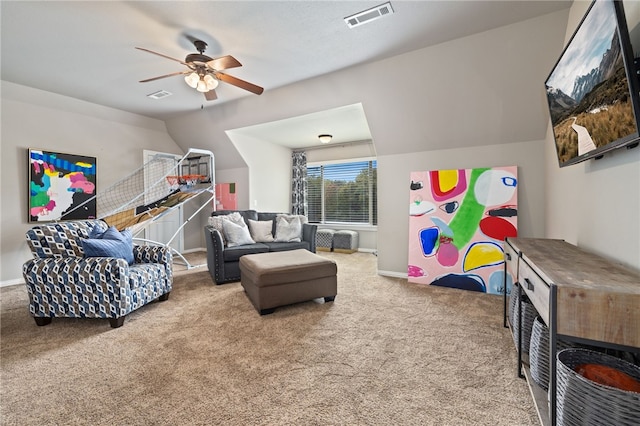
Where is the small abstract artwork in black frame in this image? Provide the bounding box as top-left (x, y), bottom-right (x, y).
top-left (28, 149), bottom-right (97, 222)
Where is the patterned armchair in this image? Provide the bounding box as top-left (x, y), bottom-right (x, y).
top-left (22, 220), bottom-right (173, 328)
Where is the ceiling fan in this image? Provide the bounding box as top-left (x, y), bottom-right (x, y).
top-left (136, 39), bottom-right (264, 101)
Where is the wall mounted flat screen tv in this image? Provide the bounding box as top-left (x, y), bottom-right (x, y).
top-left (545, 0), bottom-right (640, 167)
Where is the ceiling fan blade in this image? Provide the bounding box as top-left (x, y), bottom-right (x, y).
top-left (206, 55), bottom-right (242, 70)
top-left (135, 47), bottom-right (190, 66)
top-left (204, 90), bottom-right (217, 101)
top-left (217, 72), bottom-right (264, 95)
top-left (139, 70), bottom-right (189, 83)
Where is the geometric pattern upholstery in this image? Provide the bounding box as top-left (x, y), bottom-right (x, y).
top-left (23, 220), bottom-right (172, 327)
top-left (25, 220), bottom-right (106, 258)
top-left (333, 230), bottom-right (359, 254)
top-left (316, 229), bottom-right (336, 252)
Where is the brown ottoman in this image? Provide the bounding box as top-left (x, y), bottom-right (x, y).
top-left (239, 249), bottom-right (337, 315)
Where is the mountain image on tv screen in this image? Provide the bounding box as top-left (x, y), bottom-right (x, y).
top-left (545, 0), bottom-right (637, 165)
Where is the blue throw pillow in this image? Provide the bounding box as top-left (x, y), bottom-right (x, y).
top-left (88, 224), bottom-right (106, 239)
top-left (82, 226), bottom-right (134, 265)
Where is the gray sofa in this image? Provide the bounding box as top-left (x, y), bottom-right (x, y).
top-left (204, 210), bottom-right (317, 284)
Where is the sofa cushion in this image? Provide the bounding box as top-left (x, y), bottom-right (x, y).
top-left (222, 220), bottom-right (255, 247)
top-left (264, 241), bottom-right (310, 252)
top-left (207, 216), bottom-right (228, 246)
top-left (259, 213), bottom-right (308, 236)
top-left (223, 243), bottom-right (270, 262)
top-left (212, 210), bottom-right (258, 227)
top-left (128, 263), bottom-right (167, 291)
top-left (248, 219), bottom-right (275, 243)
top-left (274, 215), bottom-right (303, 242)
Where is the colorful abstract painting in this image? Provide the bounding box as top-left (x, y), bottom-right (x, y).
top-left (408, 167), bottom-right (518, 295)
top-left (215, 183), bottom-right (237, 210)
top-left (29, 149), bottom-right (97, 222)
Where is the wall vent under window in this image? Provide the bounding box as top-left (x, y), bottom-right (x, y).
top-left (344, 2), bottom-right (394, 29)
top-left (147, 90), bottom-right (172, 100)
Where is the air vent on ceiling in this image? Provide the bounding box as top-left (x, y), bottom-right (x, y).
top-left (344, 2), bottom-right (394, 29)
top-left (147, 90), bottom-right (172, 100)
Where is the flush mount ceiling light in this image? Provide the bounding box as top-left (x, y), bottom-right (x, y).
top-left (318, 134), bottom-right (333, 144)
top-left (344, 2), bottom-right (394, 29)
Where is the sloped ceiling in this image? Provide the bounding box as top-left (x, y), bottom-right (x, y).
top-left (1, 1), bottom-right (572, 166)
top-left (1, 1), bottom-right (571, 120)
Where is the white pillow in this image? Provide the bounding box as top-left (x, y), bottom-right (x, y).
top-left (277, 214), bottom-right (308, 225)
top-left (207, 216), bottom-right (227, 246)
top-left (248, 219), bottom-right (275, 243)
top-left (222, 219), bottom-right (255, 247)
top-left (274, 215), bottom-right (302, 242)
top-left (224, 212), bottom-right (246, 227)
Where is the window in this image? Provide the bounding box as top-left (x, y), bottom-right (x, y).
top-left (307, 160), bottom-right (377, 225)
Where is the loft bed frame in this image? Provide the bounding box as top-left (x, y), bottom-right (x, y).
top-left (63, 148), bottom-right (215, 269)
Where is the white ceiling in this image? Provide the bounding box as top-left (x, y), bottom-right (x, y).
top-left (1, 1), bottom-right (572, 149)
top-left (227, 103), bottom-right (374, 149)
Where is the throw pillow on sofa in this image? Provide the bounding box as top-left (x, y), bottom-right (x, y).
top-left (223, 212), bottom-right (246, 227)
top-left (274, 215), bottom-right (303, 242)
top-left (207, 216), bottom-right (227, 246)
top-left (208, 212), bottom-right (246, 247)
top-left (222, 219), bottom-right (255, 247)
top-left (248, 219), bottom-right (275, 243)
top-left (81, 226), bottom-right (134, 265)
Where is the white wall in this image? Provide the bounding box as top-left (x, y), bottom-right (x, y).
top-left (0, 82), bottom-right (184, 284)
top-left (226, 131), bottom-right (292, 212)
top-left (543, 1), bottom-right (640, 270)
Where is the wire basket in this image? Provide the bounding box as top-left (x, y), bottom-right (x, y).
top-left (557, 348), bottom-right (640, 426)
top-left (508, 283), bottom-right (517, 327)
top-left (509, 284), bottom-right (537, 354)
top-left (529, 316), bottom-right (573, 390)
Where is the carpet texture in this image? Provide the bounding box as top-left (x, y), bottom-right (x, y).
top-left (1, 251), bottom-right (537, 425)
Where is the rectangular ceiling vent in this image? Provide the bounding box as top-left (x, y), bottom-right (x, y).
top-left (345, 2), bottom-right (394, 29)
top-left (147, 90), bottom-right (172, 100)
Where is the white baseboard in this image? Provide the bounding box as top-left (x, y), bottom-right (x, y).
top-left (377, 270), bottom-right (408, 279)
top-left (357, 248), bottom-right (377, 254)
top-left (182, 247), bottom-right (206, 254)
top-left (1, 278), bottom-right (24, 288)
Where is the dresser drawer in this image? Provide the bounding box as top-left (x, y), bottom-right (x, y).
top-left (504, 241), bottom-right (519, 279)
top-left (519, 259), bottom-right (550, 325)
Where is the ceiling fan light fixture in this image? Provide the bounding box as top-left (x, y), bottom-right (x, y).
top-left (196, 79), bottom-right (209, 93)
top-left (184, 72), bottom-right (199, 88)
top-left (318, 134), bottom-right (333, 144)
top-left (203, 74), bottom-right (219, 90)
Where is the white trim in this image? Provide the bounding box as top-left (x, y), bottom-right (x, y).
top-left (377, 270), bottom-right (407, 279)
top-left (1, 278), bottom-right (24, 288)
top-left (181, 247), bottom-right (206, 254)
top-left (317, 223), bottom-right (377, 232)
top-left (307, 155), bottom-right (376, 167)
top-left (357, 248), bottom-right (377, 254)
top-left (300, 139), bottom-right (373, 153)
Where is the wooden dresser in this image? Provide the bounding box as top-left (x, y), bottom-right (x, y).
top-left (503, 237), bottom-right (640, 426)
